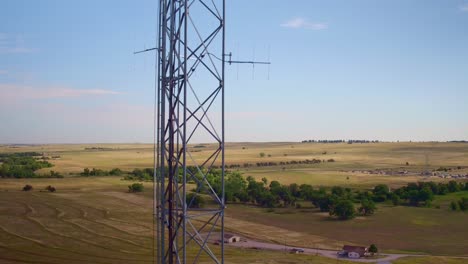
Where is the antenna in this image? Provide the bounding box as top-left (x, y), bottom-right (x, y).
top-left (134, 47), bottom-right (159, 54)
top-left (134, 50), bottom-right (271, 66)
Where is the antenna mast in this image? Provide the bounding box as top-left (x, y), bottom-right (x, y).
top-left (155, 0), bottom-right (226, 263)
top-left (144, 1), bottom-right (271, 263)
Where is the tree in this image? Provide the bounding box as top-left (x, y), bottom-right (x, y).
top-left (359, 199), bottom-right (376, 216)
top-left (223, 172), bottom-right (248, 202)
top-left (109, 168), bottom-right (123, 176)
top-left (330, 199), bottom-right (355, 220)
top-left (391, 193), bottom-right (402, 206)
top-left (369, 244), bottom-right (378, 255)
top-left (418, 187), bottom-right (434, 207)
top-left (259, 152), bottom-right (265, 158)
top-left (317, 194), bottom-right (335, 212)
top-left (331, 186), bottom-right (346, 197)
top-left (372, 184), bottom-right (390, 202)
top-left (450, 201), bottom-right (459, 211)
top-left (128, 183), bottom-right (144, 193)
top-left (186, 193), bottom-right (205, 208)
top-left (448, 181), bottom-right (460, 193)
top-left (81, 168), bottom-right (91, 176)
top-left (289, 183), bottom-right (300, 198)
top-left (458, 197), bottom-right (468, 211)
top-left (408, 190), bottom-right (421, 206)
top-left (299, 184), bottom-right (314, 200)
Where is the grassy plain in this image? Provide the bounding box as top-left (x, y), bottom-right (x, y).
top-left (226, 192), bottom-right (468, 256)
top-left (0, 177), bottom-right (356, 264)
top-left (1, 142), bottom-right (467, 188)
top-left (1, 142), bottom-right (468, 263)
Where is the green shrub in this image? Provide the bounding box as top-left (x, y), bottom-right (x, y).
top-left (369, 244), bottom-right (378, 255)
top-left (22, 185), bottom-right (33, 191)
top-left (450, 201), bottom-right (459, 211)
top-left (128, 183), bottom-right (144, 193)
top-left (458, 197), bottom-right (468, 211)
top-left (109, 168), bottom-right (123, 176)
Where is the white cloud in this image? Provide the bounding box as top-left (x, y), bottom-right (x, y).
top-left (280, 18), bottom-right (328, 30)
top-left (0, 84), bottom-right (122, 102)
top-left (460, 4), bottom-right (468, 12)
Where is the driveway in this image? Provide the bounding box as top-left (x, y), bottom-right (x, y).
top-left (227, 239), bottom-right (417, 263)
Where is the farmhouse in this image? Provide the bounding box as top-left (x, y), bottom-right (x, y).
top-left (342, 245), bottom-right (368, 259)
top-left (222, 234), bottom-right (241, 244)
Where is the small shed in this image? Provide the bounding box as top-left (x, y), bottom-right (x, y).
top-left (342, 245), bottom-right (368, 259)
top-left (222, 234), bottom-right (241, 244)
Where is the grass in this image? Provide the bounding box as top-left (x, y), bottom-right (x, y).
top-left (393, 256), bottom-right (468, 264)
top-left (1, 142), bottom-right (467, 191)
top-left (226, 192), bottom-right (468, 256)
top-left (0, 177), bottom-right (359, 264)
top-left (1, 142), bottom-right (468, 262)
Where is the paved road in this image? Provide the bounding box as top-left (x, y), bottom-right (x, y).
top-left (227, 240), bottom-right (416, 263)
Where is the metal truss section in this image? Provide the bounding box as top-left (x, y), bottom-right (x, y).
top-left (155, 0), bottom-right (225, 263)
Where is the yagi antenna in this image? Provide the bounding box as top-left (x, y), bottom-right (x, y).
top-left (133, 48), bottom-right (271, 66)
top-left (133, 47), bottom-right (271, 80)
top-left (134, 47), bottom-right (159, 54)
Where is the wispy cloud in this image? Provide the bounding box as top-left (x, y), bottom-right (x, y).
top-left (0, 84), bottom-right (122, 102)
top-left (0, 33), bottom-right (35, 54)
top-left (460, 4), bottom-right (468, 12)
top-left (281, 18), bottom-right (328, 30)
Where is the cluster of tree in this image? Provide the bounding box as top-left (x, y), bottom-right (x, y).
top-left (84, 147), bottom-right (113, 151)
top-left (0, 153), bottom-right (54, 178)
top-left (390, 181), bottom-right (468, 207)
top-left (435, 166), bottom-right (465, 172)
top-left (190, 172), bottom-right (375, 220)
top-left (301, 140), bottom-right (379, 144)
top-left (302, 140), bottom-right (346, 143)
top-left (22, 184), bottom-right (56, 192)
top-left (450, 197), bottom-right (468, 211)
top-left (217, 159), bottom-right (331, 170)
top-left (122, 168), bottom-right (154, 181)
top-left (80, 168), bottom-right (123, 177)
top-left (0, 152), bottom-right (42, 161)
top-left (149, 168), bottom-right (467, 220)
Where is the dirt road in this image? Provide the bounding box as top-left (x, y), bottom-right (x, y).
top-left (227, 239), bottom-right (418, 263)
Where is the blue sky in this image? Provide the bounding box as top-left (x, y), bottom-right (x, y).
top-left (1, 0), bottom-right (467, 143)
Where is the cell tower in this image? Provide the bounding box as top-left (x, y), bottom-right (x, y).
top-left (154, 0), bottom-right (226, 263)
top-left (147, 1), bottom-right (270, 263)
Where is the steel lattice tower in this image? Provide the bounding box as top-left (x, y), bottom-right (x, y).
top-left (155, 0), bottom-right (225, 263)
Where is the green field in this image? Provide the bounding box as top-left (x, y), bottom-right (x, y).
top-left (1, 142), bottom-right (468, 263)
